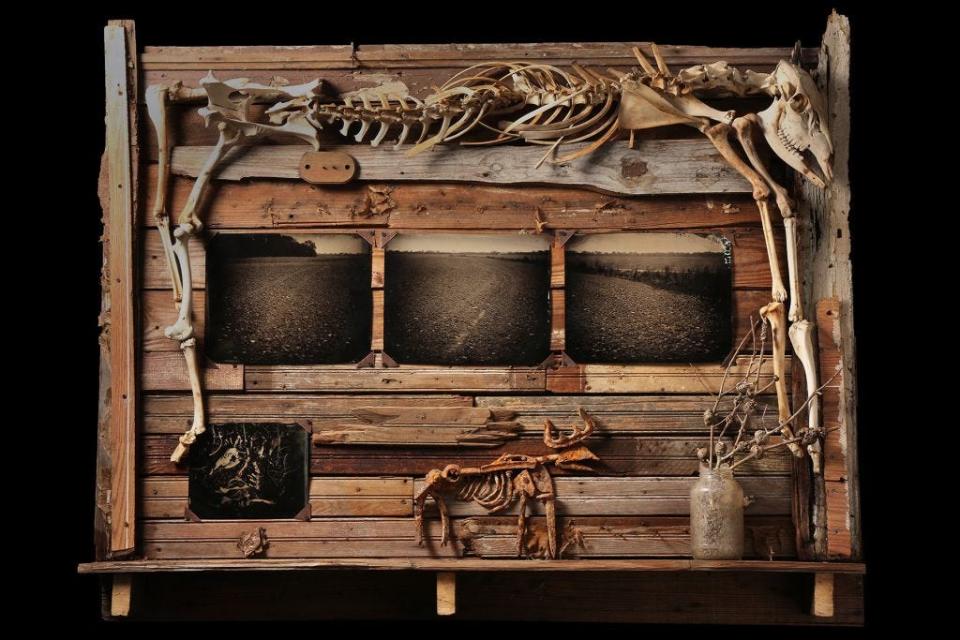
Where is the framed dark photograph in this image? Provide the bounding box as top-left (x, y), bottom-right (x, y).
top-left (565, 232), bottom-right (733, 363)
top-left (205, 233), bottom-right (372, 364)
top-left (188, 423), bottom-right (310, 520)
top-left (384, 233), bottom-right (551, 365)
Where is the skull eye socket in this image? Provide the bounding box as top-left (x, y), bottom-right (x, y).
top-left (789, 93), bottom-right (808, 112)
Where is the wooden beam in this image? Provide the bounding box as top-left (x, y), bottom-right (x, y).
top-left (812, 572), bottom-right (835, 617)
top-left (104, 20), bottom-right (138, 555)
top-left (170, 140), bottom-right (752, 196)
top-left (796, 11), bottom-right (859, 560)
top-left (79, 558), bottom-right (864, 574)
top-left (436, 572), bottom-right (456, 616)
top-left (110, 574), bottom-right (133, 617)
top-left (140, 42), bottom-right (816, 71)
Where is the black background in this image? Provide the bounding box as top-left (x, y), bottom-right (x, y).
top-left (37, 2), bottom-right (894, 633)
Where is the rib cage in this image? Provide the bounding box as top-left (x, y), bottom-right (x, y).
top-left (454, 470), bottom-right (517, 513)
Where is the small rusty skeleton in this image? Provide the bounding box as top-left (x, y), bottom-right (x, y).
top-left (414, 408), bottom-right (600, 559)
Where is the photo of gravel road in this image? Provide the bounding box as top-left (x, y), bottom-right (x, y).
top-left (206, 233), bottom-right (372, 364)
top-left (566, 233), bottom-right (732, 363)
top-left (385, 234), bottom-right (551, 365)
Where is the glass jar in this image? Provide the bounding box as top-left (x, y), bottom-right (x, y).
top-left (689, 463), bottom-right (745, 560)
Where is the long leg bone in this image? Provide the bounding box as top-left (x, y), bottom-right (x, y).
top-left (701, 123), bottom-right (788, 303)
top-left (145, 85), bottom-right (180, 301)
top-left (789, 319), bottom-right (822, 472)
top-left (760, 301), bottom-right (804, 457)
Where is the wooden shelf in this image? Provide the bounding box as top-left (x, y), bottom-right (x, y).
top-left (78, 558), bottom-right (865, 575)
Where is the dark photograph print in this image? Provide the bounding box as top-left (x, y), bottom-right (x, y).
top-left (565, 233), bottom-right (732, 363)
top-left (188, 423), bottom-right (309, 520)
top-left (385, 233), bottom-right (551, 365)
top-left (206, 233), bottom-right (372, 364)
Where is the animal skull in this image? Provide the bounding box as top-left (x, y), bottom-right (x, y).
top-left (757, 61), bottom-right (833, 188)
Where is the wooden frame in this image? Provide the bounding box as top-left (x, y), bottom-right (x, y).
top-left (92, 15), bottom-right (861, 623)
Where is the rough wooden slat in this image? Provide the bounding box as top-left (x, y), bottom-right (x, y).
top-left (141, 352), bottom-right (243, 391)
top-left (144, 433), bottom-right (789, 477)
top-left (245, 366), bottom-right (546, 392)
top-left (141, 519), bottom-right (457, 559)
top-left (141, 42), bottom-right (815, 69)
top-left (104, 21), bottom-right (138, 555)
top-left (142, 477), bottom-right (413, 519)
top-left (547, 357), bottom-right (786, 394)
top-left (550, 289), bottom-right (565, 352)
top-left (79, 557), bottom-right (862, 574)
top-left (416, 476), bottom-right (791, 517)
top-left (143, 392), bottom-right (470, 421)
top-left (170, 141), bottom-right (752, 196)
top-left (456, 516), bottom-right (795, 559)
top-left (144, 168), bottom-right (762, 231)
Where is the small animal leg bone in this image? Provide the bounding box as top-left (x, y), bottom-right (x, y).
top-left (760, 302), bottom-right (804, 457)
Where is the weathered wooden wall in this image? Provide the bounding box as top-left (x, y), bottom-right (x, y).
top-left (91, 21), bottom-right (861, 624)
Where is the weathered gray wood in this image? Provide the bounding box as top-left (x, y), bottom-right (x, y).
top-left (170, 140), bottom-right (752, 196)
top-left (795, 11), bottom-right (858, 561)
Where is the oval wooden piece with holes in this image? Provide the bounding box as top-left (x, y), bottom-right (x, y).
top-left (299, 151), bottom-right (358, 184)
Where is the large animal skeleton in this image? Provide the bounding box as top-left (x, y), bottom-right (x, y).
top-left (147, 44), bottom-right (832, 465)
top-left (415, 408), bottom-right (601, 559)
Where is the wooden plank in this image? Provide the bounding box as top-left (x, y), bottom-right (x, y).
top-left (171, 141), bottom-right (752, 196)
top-left (79, 558), bottom-right (863, 574)
top-left (436, 573), bottom-right (456, 616)
top-left (817, 299), bottom-right (851, 560)
top-left (550, 289), bottom-right (565, 352)
top-left (111, 575), bottom-right (132, 617)
top-left (796, 11), bottom-right (859, 561)
top-left (416, 476), bottom-right (792, 517)
top-left (456, 516), bottom-right (795, 559)
top-left (141, 352), bottom-right (243, 391)
top-left (143, 392), bottom-right (471, 422)
top-left (141, 42), bottom-right (815, 69)
top-left (548, 357), bottom-right (786, 394)
top-left (145, 433), bottom-right (790, 477)
top-left (371, 247), bottom-right (385, 288)
top-left (244, 365), bottom-right (546, 392)
top-left (142, 477), bottom-right (413, 519)
top-left (104, 21), bottom-right (138, 555)
top-left (141, 519), bottom-right (458, 559)
top-left (313, 406), bottom-right (520, 447)
top-left (550, 242), bottom-right (565, 288)
top-left (144, 168), bottom-right (762, 231)
top-left (140, 287), bottom-right (777, 353)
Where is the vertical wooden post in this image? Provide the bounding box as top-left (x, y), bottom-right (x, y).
top-left (436, 572), bottom-right (456, 616)
top-left (795, 11), bottom-right (858, 561)
top-left (111, 575), bottom-right (133, 617)
top-left (104, 20), bottom-right (139, 556)
top-left (811, 572), bottom-right (835, 618)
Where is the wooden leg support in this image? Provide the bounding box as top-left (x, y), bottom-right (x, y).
top-left (111, 574), bottom-right (133, 618)
top-left (812, 572), bottom-right (835, 618)
top-left (436, 572), bottom-right (456, 616)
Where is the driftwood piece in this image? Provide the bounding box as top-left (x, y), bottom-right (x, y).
top-left (313, 407), bottom-right (521, 447)
top-left (170, 141), bottom-right (751, 196)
